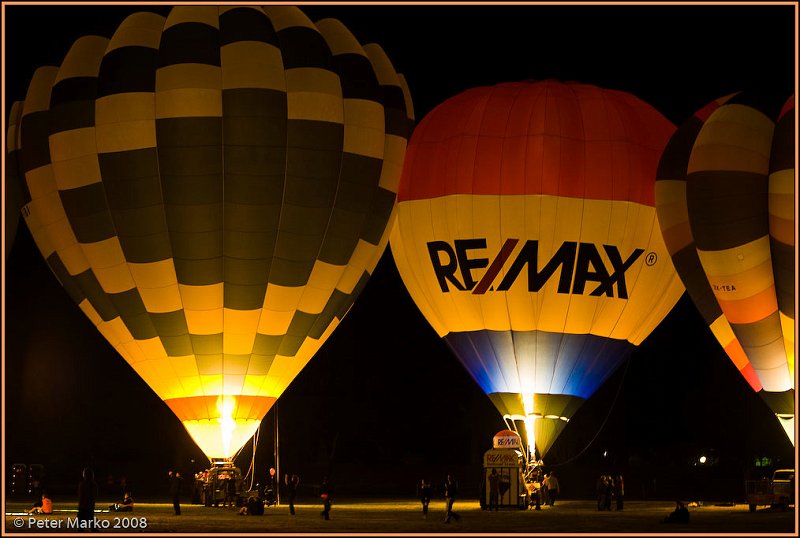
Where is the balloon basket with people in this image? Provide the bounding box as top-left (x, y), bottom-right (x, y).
top-left (481, 430), bottom-right (530, 510)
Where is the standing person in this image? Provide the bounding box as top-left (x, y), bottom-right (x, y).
top-left (541, 473), bottom-right (550, 506)
top-left (226, 475), bottom-right (237, 508)
top-left (544, 472), bottom-right (560, 506)
top-left (77, 467), bottom-right (98, 529)
top-left (488, 469), bottom-right (500, 511)
top-left (603, 475), bottom-right (614, 511)
top-left (285, 473), bottom-right (300, 515)
top-left (443, 474), bottom-right (460, 523)
top-left (532, 469), bottom-right (544, 510)
top-left (614, 474), bottom-right (625, 511)
top-left (319, 476), bottom-right (333, 520)
top-left (418, 478), bottom-right (432, 519)
top-left (169, 470), bottom-right (183, 515)
top-left (596, 475), bottom-right (606, 510)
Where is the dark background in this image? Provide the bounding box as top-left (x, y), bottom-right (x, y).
top-left (3, 2), bottom-right (796, 503)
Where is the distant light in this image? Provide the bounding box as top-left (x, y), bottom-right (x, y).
top-left (699, 455), bottom-right (707, 464)
top-left (603, 451), bottom-right (608, 458)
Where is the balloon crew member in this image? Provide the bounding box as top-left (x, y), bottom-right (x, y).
top-left (488, 469), bottom-right (500, 511)
top-left (545, 472), bottom-right (560, 506)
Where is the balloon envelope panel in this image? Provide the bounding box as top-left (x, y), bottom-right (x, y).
top-left (391, 80), bottom-right (684, 457)
top-left (12, 5), bottom-right (413, 459)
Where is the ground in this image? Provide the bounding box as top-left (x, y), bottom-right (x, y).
top-left (5, 499), bottom-right (795, 534)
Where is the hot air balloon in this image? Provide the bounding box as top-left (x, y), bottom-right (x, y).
top-left (655, 93), bottom-right (795, 445)
top-left (390, 80), bottom-right (684, 463)
top-left (10, 5), bottom-right (413, 460)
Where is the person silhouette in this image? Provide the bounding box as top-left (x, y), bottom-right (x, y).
top-left (488, 469), bottom-right (500, 511)
top-left (319, 476), bottom-right (333, 520)
top-left (77, 467), bottom-right (98, 528)
top-left (418, 478), bottom-right (432, 518)
top-left (444, 474), bottom-right (460, 523)
top-left (285, 473), bottom-right (300, 515)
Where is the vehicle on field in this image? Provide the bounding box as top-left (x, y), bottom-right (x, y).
top-left (745, 469), bottom-right (795, 512)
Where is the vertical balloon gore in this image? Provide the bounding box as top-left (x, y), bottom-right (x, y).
top-left (10, 5), bottom-right (414, 460)
top-left (391, 80), bottom-right (685, 460)
top-left (656, 92), bottom-right (795, 446)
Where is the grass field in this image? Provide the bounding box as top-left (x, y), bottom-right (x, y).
top-left (5, 499), bottom-right (796, 534)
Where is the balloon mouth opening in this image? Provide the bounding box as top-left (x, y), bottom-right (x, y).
top-left (504, 411), bottom-right (571, 465)
top-left (182, 415), bottom-right (263, 460)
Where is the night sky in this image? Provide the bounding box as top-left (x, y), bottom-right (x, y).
top-left (3, 2), bottom-right (797, 500)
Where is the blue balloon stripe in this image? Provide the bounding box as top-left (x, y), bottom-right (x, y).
top-left (444, 330), bottom-right (635, 400)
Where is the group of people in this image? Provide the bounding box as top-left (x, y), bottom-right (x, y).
top-left (30, 466), bottom-right (313, 521)
top-left (523, 469), bottom-right (561, 510)
top-left (416, 474), bottom-right (461, 523)
top-left (596, 473), bottom-right (624, 511)
top-left (530, 472), bottom-right (560, 508)
top-left (26, 467), bottom-right (692, 527)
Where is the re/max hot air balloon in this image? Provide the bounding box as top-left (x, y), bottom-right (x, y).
top-left (390, 80), bottom-right (685, 462)
top-left (9, 5), bottom-right (413, 460)
top-left (655, 93), bottom-right (795, 445)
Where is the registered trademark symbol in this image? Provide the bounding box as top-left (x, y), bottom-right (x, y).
top-left (645, 252), bottom-right (658, 266)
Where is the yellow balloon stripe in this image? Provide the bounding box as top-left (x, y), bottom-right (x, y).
top-left (393, 194), bottom-right (682, 342)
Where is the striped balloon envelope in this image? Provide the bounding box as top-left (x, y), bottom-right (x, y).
top-left (9, 5), bottom-right (413, 460)
top-left (390, 80), bottom-right (685, 460)
top-left (5, 101), bottom-right (26, 259)
top-left (655, 93), bottom-right (795, 445)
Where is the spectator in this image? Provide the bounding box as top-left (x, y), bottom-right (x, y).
top-left (285, 473), bottom-right (300, 515)
top-left (444, 474), bottom-right (461, 523)
top-left (109, 492), bottom-right (134, 512)
top-left (27, 492), bottom-right (53, 515)
top-left (662, 500), bottom-right (690, 524)
top-left (169, 470), bottom-right (182, 515)
top-left (418, 478), bottom-right (432, 518)
top-left (78, 468), bottom-right (98, 527)
top-left (614, 474), bottom-right (624, 511)
top-left (320, 476), bottom-right (333, 520)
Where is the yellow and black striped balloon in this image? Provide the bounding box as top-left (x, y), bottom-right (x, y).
top-left (10, 5), bottom-right (413, 459)
top-left (655, 93), bottom-right (795, 445)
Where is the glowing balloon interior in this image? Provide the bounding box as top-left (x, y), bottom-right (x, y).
top-left (9, 5), bottom-right (413, 459)
top-left (390, 80), bottom-right (685, 460)
top-left (655, 93), bottom-right (795, 445)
